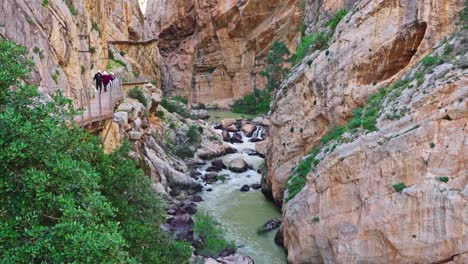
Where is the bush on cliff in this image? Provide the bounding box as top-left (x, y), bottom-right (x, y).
top-left (128, 86), bottom-right (148, 107)
top-left (0, 40), bottom-right (191, 263)
top-left (232, 41), bottom-right (289, 115)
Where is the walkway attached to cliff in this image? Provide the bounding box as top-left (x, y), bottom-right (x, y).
top-left (75, 79), bottom-right (124, 127)
top-left (107, 38), bottom-right (159, 46)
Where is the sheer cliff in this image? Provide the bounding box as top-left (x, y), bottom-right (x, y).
top-left (144, 0), bottom-right (302, 107)
top-left (264, 0), bottom-right (467, 263)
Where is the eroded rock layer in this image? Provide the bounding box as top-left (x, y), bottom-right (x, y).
top-left (283, 32), bottom-right (468, 263)
top-left (265, 0), bottom-right (464, 204)
top-left (144, 0), bottom-right (302, 106)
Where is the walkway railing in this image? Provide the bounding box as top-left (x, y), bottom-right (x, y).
top-left (75, 78), bottom-right (124, 127)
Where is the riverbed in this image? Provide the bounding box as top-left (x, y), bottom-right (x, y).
top-left (197, 129), bottom-right (286, 263)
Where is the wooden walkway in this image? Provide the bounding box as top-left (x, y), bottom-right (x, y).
top-left (75, 79), bottom-right (124, 127)
top-left (107, 38), bottom-right (159, 46)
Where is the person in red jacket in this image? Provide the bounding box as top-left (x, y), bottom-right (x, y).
top-left (102, 71), bottom-right (111, 93)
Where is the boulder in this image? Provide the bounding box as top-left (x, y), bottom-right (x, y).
top-left (274, 226), bottom-right (284, 247)
top-left (211, 159), bottom-right (227, 169)
top-left (113, 111), bottom-right (129, 130)
top-left (229, 159), bottom-right (248, 173)
top-left (240, 185), bottom-right (250, 192)
top-left (206, 166), bottom-right (223, 172)
top-left (226, 124), bottom-right (239, 132)
top-left (213, 123), bottom-right (223, 130)
top-left (222, 130), bottom-right (230, 142)
top-left (224, 147), bottom-right (237, 154)
top-left (203, 173), bottom-right (218, 184)
top-left (230, 133), bottom-right (243, 144)
top-left (206, 188), bottom-right (213, 192)
top-left (168, 213), bottom-right (194, 242)
top-left (242, 123), bottom-right (257, 137)
top-left (221, 118), bottom-right (236, 129)
top-left (261, 218), bottom-right (281, 232)
top-left (191, 195), bottom-right (204, 202)
top-left (191, 109), bottom-right (210, 119)
top-left (251, 183), bottom-right (261, 190)
top-left (193, 159), bottom-right (207, 166)
top-left (190, 171), bottom-right (202, 179)
top-left (129, 131), bottom-right (142, 140)
top-left (133, 117), bottom-right (142, 130)
top-left (242, 148), bottom-right (258, 156)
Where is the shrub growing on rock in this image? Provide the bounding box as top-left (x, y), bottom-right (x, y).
top-left (392, 182), bottom-right (407, 192)
top-left (128, 86), bottom-right (148, 107)
top-left (187, 125), bottom-right (202, 144)
top-left (193, 211), bottom-right (236, 257)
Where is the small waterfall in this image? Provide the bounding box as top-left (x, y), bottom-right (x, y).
top-left (252, 126), bottom-right (264, 141)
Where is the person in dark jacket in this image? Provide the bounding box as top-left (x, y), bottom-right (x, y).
top-left (93, 70), bottom-right (103, 94)
top-left (102, 71), bottom-right (111, 93)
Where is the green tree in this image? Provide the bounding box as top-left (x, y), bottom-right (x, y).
top-left (261, 41), bottom-right (291, 92)
top-left (0, 39), bottom-right (191, 263)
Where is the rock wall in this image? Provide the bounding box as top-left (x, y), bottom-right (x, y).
top-left (102, 83), bottom-right (232, 195)
top-left (282, 31), bottom-right (468, 263)
top-left (0, 0), bottom-right (157, 102)
top-left (144, 0), bottom-right (302, 106)
top-left (265, 0), bottom-right (464, 204)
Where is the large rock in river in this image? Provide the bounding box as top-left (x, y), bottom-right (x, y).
top-left (229, 159), bottom-right (248, 173)
top-left (242, 123), bottom-right (257, 137)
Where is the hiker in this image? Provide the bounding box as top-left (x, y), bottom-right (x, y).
top-left (102, 71), bottom-right (111, 93)
top-left (93, 70), bottom-right (103, 94)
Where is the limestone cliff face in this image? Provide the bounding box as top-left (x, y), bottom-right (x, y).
top-left (265, 0), bottom-right (464, 204)
top-left (144, 0), bottom-right (302, 106)
top-left (0, 0), bottom-right (154, 101)
top-left (282, 32), bottom-right (468, 263)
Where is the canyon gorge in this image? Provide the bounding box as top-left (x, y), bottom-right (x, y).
top-left (0, 0), bottom-right (467, 263)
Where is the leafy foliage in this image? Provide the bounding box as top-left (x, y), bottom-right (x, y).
top-left (327, 9), bottom-right (348, 30)
top-left (460, 1), bottom-right (468, 28)
top-left (161, 98), bottom-right (191, 118)
top-left (64, 0), bottom-right (78, 16)
top-left (173, 143), bottom-right (195, 159)
top-left (292, 33), bottom-right (329, 64)
top-left (171, 95), bottom-right (189, 105)
top-left (421, 56), bottom-right (443, 68)
top-left (187, 125), bottom-right (202, 144)
top-left (392, 182), bottom-right (407, 192)
top-left (436, 176), bottom-right (449, 183)
top-left (0, 39), bottom-right (191, 263)
top-left (128, 87), bottom-right (148, 107)
top-left (193, 211), bottom-right (236, 257)
top-left (107, 59), bottom-right (126, 70)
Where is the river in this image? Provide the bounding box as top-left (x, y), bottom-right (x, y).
top-left (197, 127), bottom-right (286, 264)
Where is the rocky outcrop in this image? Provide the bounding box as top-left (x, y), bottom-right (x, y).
top-left (282, 31), bottom-right (468, 263)
top-left (144, 0), bottom-right (302, 106)
top-left (0, 0), bottom-right (149, 101)
top-left (265, 0), bottom-right (464, 204)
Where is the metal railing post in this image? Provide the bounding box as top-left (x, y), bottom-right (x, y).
top-left (86, 88), bottom-right (91, 120)
top-left (98, 90), bottom-right (102, 116)
top-left (80, 89), bottom-right (84, 125)
top-left (109, 81), bottom-right (113, 112)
